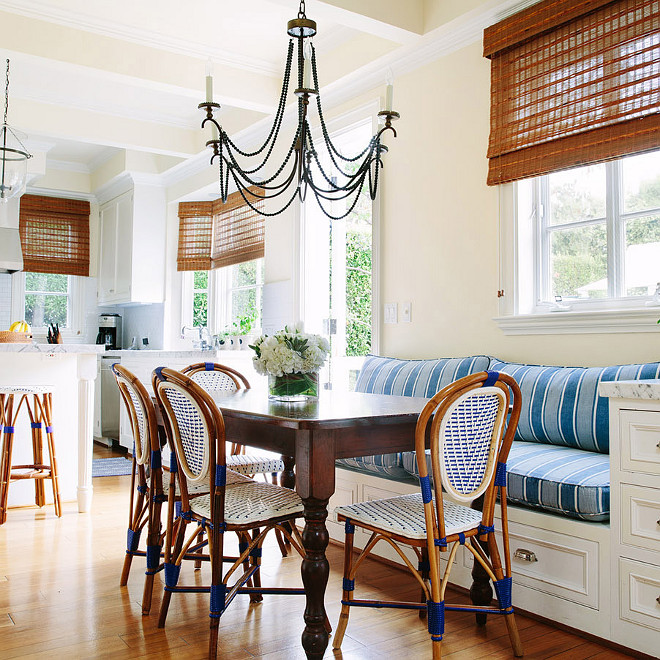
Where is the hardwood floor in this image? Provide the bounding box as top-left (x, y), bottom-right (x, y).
top-left (0, 453), bottom-right (637, 659)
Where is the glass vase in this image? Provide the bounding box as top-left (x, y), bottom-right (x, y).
top-left (268, 372), bottom-right (319, 402)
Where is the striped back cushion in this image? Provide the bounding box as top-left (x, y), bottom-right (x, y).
top-left (489, 359), bottom-right (660, 453)
top-left (355, 355), bottom-right (491, 397)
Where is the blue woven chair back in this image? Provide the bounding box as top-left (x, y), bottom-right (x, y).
top-left (158, 381), bottom-right (210, 484)
top-left (113, 367), bottom-right (150, 466)
top-left (435, 387), bottom-right (506, 503)
top-left (190, 369), bottom-right (239, 393)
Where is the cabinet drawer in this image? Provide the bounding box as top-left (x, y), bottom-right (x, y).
top-left (620, 410), bottom-right (660, 476)
top-left (619, 558), bottom-right (660, 631)
top-left (620, 483), bottom-right (660, 552)
top-left (472, 521), bottom-right (601, 609)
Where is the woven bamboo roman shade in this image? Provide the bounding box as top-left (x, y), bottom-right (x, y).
top-left (210, 190), bottom-right (265, 270)
top-left (177, 190), bottom-right (264, 272)
top-left (177, 201), bottom-right (213, 271)
top-left (19, 195), bottom-right (90, 276)
top-left (484, 0), bottom-right (660, 186)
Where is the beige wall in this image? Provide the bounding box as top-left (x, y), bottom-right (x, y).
top-left (378, 40), bottom-right (659, 366)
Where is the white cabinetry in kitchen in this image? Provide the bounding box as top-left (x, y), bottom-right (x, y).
top-left (98, 183), bottom-right (166, 305)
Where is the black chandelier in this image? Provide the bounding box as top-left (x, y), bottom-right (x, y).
top-left (199, 0), bottom-right (399, 219)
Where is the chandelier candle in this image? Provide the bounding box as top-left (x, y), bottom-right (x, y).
top-left (198, 0), bottom-right (400, 219)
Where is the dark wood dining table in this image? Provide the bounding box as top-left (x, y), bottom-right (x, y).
top-left (207, 387), bottom-right (429, 660)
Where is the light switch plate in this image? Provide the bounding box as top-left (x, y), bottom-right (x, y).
top-left (401, 302), bottom-right (412, 323)
top-left (384, 302), bottom-right (398, 324)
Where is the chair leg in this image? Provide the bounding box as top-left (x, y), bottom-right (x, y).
top-left (333, 520), bottom-right (355, 650)
top-left (194, 530), bottom-right (204, 569)
top-left (42, 394), bottom-right (62, 518)
top-left (419, 547), bottom-right (430, 620)
top-left (274, 528), bottom-right (288, 557)
top-left (158, 520), bottom-right (186, 628)
top-left (249, 527), bottom-right (263, 603)
top-left (0, 423), bottom-right (15, 526)
top-left (28, 398), bottom-right (45, 508)
top-left (505, 613), bottom-right (524, 657)
top-left (120, 551), bottom-right (134, 586)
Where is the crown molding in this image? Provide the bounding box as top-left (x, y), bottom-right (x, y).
top-left (25, 186), bottom-right (96, 202)
top-left (0, 0), bottom-right (279, 77)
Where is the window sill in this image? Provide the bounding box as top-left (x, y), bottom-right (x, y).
top-left (494, 307), bottom-right (660, 335)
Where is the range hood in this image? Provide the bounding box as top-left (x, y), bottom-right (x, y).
top-left (0, 199), bottom-right (23, 273)
top-left (0, 227), bottom-right (23, 273)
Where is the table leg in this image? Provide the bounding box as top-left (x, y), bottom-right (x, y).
top-left (281, 455), bottom-right (295, 489)
top-left (301, 495), bottom-right (330, 659)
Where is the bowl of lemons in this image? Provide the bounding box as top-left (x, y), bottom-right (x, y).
top-left (0, 321), bottom-right (32, 343)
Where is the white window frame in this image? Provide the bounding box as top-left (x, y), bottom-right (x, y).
top-left (299, 103), bottom-right (381, 357)
top-left (496, 158), bottom-right (660, 335)
top-left (180, 259), bottom-right (264, 335)
top-left (11, 272), bottom-right (85, 341)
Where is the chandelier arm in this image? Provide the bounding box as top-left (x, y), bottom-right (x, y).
top-left (222, 124), bottom-right (301, 185)
top-left (311, 45), bottom-right (372, 164)
top-left (308, 179), bottom-right (367, 221)
top-left (222, 41), bottom-right (295, 158)
top-left (227, 154), bottom-right (299, 193)
top-left (230, 172), bottom-right (302, 218)
top-left (307, 166), bottom-right (367, 201)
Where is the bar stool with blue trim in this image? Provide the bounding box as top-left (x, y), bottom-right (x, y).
top-left (0, 385), bottom-right (62, 524)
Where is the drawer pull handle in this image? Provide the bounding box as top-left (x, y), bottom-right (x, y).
top-left (514, 548), bottom-right (538, 562)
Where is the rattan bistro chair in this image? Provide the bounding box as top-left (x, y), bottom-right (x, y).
top-left (182, 362), bottom-right (292, 557)
top-left (153, 367), bottom-right (305, 660)
top-left (181, 362), bottom-right (285, 481)
top-left (333, 371), bottom-right (524, 659)
top-left (112, 363), bottom-right (171, 614)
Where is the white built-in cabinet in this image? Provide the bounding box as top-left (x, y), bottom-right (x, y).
top-left (98, 184), bottom-right (166, 305)
top-left (602, 385), bottom-right (660, 659)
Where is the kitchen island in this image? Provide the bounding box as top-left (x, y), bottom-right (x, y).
top-left (0, 343), bottom-right (104, 513)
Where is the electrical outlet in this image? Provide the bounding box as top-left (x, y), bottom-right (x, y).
top-left (384, 303), bottom-right (398, 324)
top-left (401, 302), bottom-right (412, 323)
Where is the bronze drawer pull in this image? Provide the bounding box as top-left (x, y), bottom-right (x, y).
top-left (514, 548), bottom-right (538, 562)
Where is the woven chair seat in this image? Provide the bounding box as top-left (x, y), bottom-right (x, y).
top-left (162, 467), bottom-right (252, 495)
top-left (0, 385), bottom-right (54, 395)
top-left (190, 480), bottom-right (303, 525)
top-left (226, 453), bottom-right (285, 475)
top-left (335, 493), bottom-right (483, 540)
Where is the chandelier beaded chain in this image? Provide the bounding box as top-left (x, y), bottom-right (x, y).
top-left (199, 1), bottom-right (399, 219)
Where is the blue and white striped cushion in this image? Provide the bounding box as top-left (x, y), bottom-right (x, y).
top-left (335, 453), bottom-right (415, 481)
top-left (489, 360), bottom-right (660, 453)
top-left (337, 355), bottom-right (491, 479)
top-left (401, 442), bottom-right (610, 521)
top-left (355, 355), bottom-right (491, 397)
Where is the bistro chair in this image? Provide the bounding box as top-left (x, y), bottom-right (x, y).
top-left (112, 364), bottom-right (253, 615)
top-left (182, 361), bottom-right (291, 556)
top-left (0, 385), bottom-right (61, 524)
top-left (181, 362), bottom-right (285, 482)
top-left (333, 371), bottom-right (524, 659)
top-left (153, 367), bottom-right (305, 660)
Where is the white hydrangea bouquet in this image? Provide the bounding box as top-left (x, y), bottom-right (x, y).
top-left (250, 326), bottom-right (330, 401)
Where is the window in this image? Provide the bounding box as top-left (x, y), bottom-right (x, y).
top-left (183, 258), bottom-right (264, 337)
top-left (11, 272), bottom-right (83, 337)
top-left (533, 151), bottom-right (660, 308)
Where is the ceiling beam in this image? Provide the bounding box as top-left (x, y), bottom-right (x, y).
top-left (267, 0), bottom-right (424, 43)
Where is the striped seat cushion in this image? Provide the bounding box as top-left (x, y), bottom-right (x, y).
top-left (355, 354), bottom-right (491, 397)
top-left (337, 355), bottom-right (490, 479)
top-left (402, 441), bottom-right (610, 521)
top-left (489, 359), bottom-right (660, 453)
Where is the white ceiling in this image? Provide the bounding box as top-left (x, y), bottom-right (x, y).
top-left (0, 0), bottom-right (535, 180)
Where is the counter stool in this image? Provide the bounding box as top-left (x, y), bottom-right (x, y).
top-left (0, 386), bottom-right (62, 524)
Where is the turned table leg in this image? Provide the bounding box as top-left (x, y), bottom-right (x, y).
top-left (300, 496), bottom-right (330, 659)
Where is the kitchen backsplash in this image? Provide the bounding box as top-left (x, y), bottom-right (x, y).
top-left (119, 303), bottom-right (165, 350)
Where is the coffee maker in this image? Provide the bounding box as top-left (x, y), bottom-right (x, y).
top-left (96, 314), bottom-right (122, 350)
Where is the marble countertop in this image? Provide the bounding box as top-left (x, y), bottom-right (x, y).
top-left (598, 379), bottom-right (660, 400)
top-left (0, 343), bottom-right (105, 354)
top-left (117, 349), bottom-right (253, 358)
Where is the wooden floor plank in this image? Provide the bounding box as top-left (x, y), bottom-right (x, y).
top-left (0, 459), bottom-right (640, 660)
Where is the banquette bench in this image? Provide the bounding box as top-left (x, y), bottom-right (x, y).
top-left (327, 354), bottom-right (660, 651)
